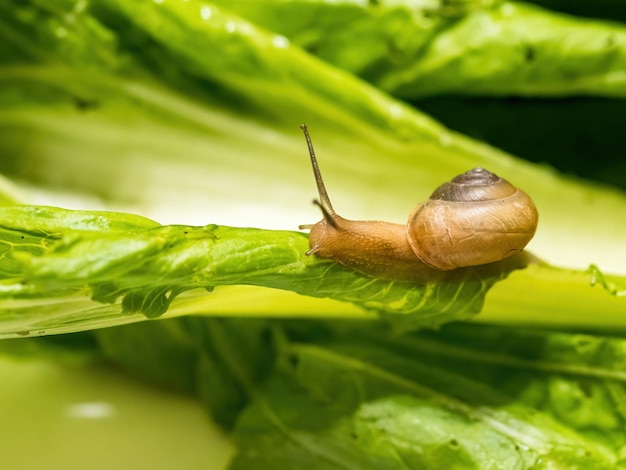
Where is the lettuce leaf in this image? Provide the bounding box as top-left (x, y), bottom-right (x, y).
top-left (94, 318), bottom-right (626, 468)
top-left (1, 205), bottom-right (623, 338)
top-left (0, 205), bottom-right (525, 333)
top-left (214, 0), bottom-right (626, 99)
top-left (228, 321), bottom-right (626, 469)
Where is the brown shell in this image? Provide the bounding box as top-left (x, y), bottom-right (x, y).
top-left (406, 168), bottom-right (538, 270)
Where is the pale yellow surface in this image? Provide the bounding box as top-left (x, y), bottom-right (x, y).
top-left (0, 356), bottom-right (234, 470)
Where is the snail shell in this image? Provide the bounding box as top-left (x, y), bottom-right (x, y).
top-left (407, 168), bottom-right (538, 270)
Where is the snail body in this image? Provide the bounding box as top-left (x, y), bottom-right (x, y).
top-left (299, 125), bottom-right (538, 281)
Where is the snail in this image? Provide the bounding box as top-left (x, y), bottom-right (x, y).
top-left (298, 124), bottom-right (538, 281)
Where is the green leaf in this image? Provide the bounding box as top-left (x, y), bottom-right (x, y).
top-left (0, 206), bottom-right (624, 335)
top-left (230, 321), bottom-right (626, 469)
top-left (1, 205), bottom-right (624, 337)
top-left (215, 1), bottom-right (626, 99)
top-left (0, 205), bottom-right (533, 335)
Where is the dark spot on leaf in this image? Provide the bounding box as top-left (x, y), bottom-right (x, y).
top-left (606, 34), bottom-right (615, 47)
top-left (448, 438), bottom-right (459, 448)
top-left (74, 97), bottom-right (99, 112)
top-left (576, 337), bottom-right (591, 346)
top-left (350, 431), bottom-right (359, 440)
top-left (20, 235), bottom-right (24, 239)
top-left (288, 353), bottom-right (300, 368)
top-left (524, 46), bottom-right (535, 63)
top-left (16, 331), bottom-right (30, 336)
top-left (578, 380), bottom-right (593, 398)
